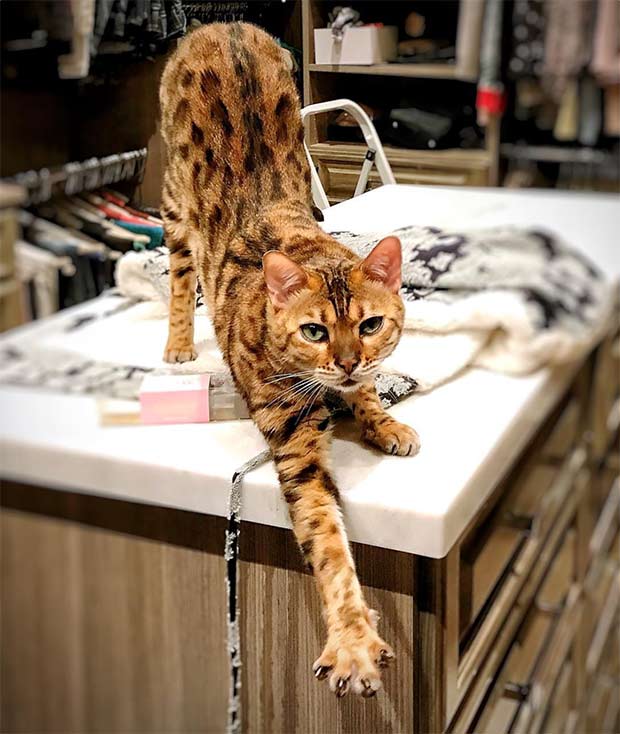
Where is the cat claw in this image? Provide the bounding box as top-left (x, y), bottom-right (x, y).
top-left (377, 648), bottom-right (395, 668)
top-left (360, 679), bottom-right (378, 698)
top-left (314, 626), bottom-right (393, 698)
top-left (335, 677), bottom-right (350, 698)
top-left (313, 664), bottom-right (332, 680)
top-left (364, 421), bottom-right (420, 457)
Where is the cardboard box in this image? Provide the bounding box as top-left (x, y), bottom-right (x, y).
top-left (314, 26), bottom-right (398, 66)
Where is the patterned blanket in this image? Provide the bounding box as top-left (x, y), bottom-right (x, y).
top-left (116, 225), bottom-right (612, 390)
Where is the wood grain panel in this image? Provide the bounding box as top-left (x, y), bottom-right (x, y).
top-left (240, 523), bottom-right (415, 733)
top-left (1, 486), bottom-right (229, 733)
top-left (1, 509), bottom-right (86, 732)
top-left (1, 484), bottom-right (416, 733)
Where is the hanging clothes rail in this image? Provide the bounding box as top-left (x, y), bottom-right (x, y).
top-left (6, 148), bottom-right (148, 206)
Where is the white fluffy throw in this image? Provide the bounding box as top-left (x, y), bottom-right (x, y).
top-left (115, 225), bottom-right (612, 392)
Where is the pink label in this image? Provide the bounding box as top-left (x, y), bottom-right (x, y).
top-left (139, 374), bottom-right (210, 425)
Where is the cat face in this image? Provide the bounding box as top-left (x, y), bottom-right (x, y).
top-left (263, 237), bottom-right (404, 392)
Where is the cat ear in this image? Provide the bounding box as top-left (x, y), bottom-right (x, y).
top-left (359, 236), bottom-right (402, 293)
top-left (262, 251), bottom-right (308, 308)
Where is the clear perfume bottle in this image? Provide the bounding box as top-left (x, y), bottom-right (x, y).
top-left (208, 372), bottom-right (250, 421)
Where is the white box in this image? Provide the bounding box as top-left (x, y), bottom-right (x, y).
top-left (314, 26), bottom-right (398, 66)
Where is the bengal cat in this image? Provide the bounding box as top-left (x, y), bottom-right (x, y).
top-left (160, 22), bottom-right (420, 698)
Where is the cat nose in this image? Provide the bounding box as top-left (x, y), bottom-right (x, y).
top-left (336, 356), bottom-right (359, 375)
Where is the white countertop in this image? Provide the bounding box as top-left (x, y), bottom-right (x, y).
top-left (1, 185), bottom-right (618, 558)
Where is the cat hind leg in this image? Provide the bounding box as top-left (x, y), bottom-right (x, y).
top-left (162, 203), bottom-right (198, 363)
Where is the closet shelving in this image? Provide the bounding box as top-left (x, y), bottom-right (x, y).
top-left (302, 0), bottom-right (497, 203)
top-left (500, 144), bottom-right (619, 166)
top-left (306, 62), bottom-right (470, 80)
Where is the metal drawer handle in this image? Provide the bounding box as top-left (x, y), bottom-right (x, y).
top-left (504, 681), bottom-right (531, 702)
top-left (502, 510), bottom-right (533, 533)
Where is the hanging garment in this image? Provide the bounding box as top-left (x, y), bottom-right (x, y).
top-left (61, 198), bottom-right (150, 250)
top-left (92, 0), bottom-right (186, 54)
top-left (591, 0), bottom-right (620, 87)
top-left (111, 219), bottom-right (163, 248)
top-left (95, 201), bottom-right (157, 226)
top-left (101, 190), bottom-right (163, 224)
top-left (554, 79), bottom-right (579, 141)
top-left (508, 0), bottom-right (546, 79)
top-left (15, 240), bottom-right (75, 318)
top-left (85, 193), bottom-right (162, 230)
top-left (591, 0), bottom-right (620, 138)
top-left (543, 0), bottom-right (594, 102)
top-left (21, 211), bottom-right (112, 260)
top-left (58, 0), bottom-right (96, 78)
top-left (579, 75), bottom-right (603, 146)
top-left (455, 0), bottom-right (485, 78)
top-left (604, 84), bottom-right (620, 136)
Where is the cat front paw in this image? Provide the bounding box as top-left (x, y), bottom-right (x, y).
top-left (163, 344), bottom-right (198, 363)
top-left (363, 418), bottom-right (420, 457)
top-left (312, 617), bottom-right (394, 698)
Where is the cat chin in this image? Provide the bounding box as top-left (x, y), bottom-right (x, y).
top-left (328, 374), bottom-right (377, 393)
top-left (333, 381), bottom-right (362, 394)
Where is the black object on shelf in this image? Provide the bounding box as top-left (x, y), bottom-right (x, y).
top-left (382, 107), bottom-right (484, 151)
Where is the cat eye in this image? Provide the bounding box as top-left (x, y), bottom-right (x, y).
top-left (359, 316), bottom-right (384, 336)
top-left (300, 323), bottom-right (328, 343)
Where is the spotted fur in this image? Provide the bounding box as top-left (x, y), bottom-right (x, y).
top-left (160, 22), bottom-right (419, 697)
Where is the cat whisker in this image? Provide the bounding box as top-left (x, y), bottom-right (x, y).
top-left (298, 383), bottom-right (325, 422)
top-left (264, 377), bottom-right (319, 409)
top-left (264, 370), bottom-right (316, 385)
top-left (265, 382), bottom-right (315, 407)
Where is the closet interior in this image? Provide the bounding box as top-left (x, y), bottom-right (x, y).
top-left (1, 0), bottom-right (618, 331)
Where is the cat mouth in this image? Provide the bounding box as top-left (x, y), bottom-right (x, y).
top-left (341, 378), bottom-right (357, 388)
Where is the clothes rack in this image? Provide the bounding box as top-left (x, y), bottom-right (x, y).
top-left (3, 148), bottom-right (161, 323)
top-left (7, 148), bottom-right (148, 206)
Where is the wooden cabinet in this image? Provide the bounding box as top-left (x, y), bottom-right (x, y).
top-left (442, 317), bottom-right (620, 734)
top-left (301, 0), bottom-right (499, 204)
top-left (1, 320), bottom-right (618, 733)
top-left (309, 143), bottom-right (490, 204)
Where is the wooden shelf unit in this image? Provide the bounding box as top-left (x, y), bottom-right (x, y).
top-left (307, 62), bottom-right (474, 81)
top-left (301, 0), bottom-right (498, 199)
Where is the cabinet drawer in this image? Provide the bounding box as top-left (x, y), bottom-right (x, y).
top-left (511, 593), bottom-right (581, 734)
top-left (473, 577), bottom-right (580, 734)
top-left (590, 618), bottom-right (620, 734)
top-left (450, 469), bottom-right (589, 734)
top-left (586, 671), bottom-right (619, 734)
top-left (541, 399), bottom-right (580, 463)
top-left (585, 562), bottom-right (619, 683)
top-left (592, 321), bottom-right (620, 461)
top-left (481, 697), bottom-right (521, 734)
top-left (472, 606), bottom-right (554, 734)
top-left (589, 477), bottom-right (620, 565)
top-left (537, 528), bottom-right (576, 612)
top-left (538, 660), bottom-right (572, 734)
top-left (583, 554), bottom-right (617, 658)
top-left (318, 161), bottom-right (474, 203)
top-left (459, 524), bottom-right (525, 639)
top-left (459, 449), bottom-right (585, 649)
